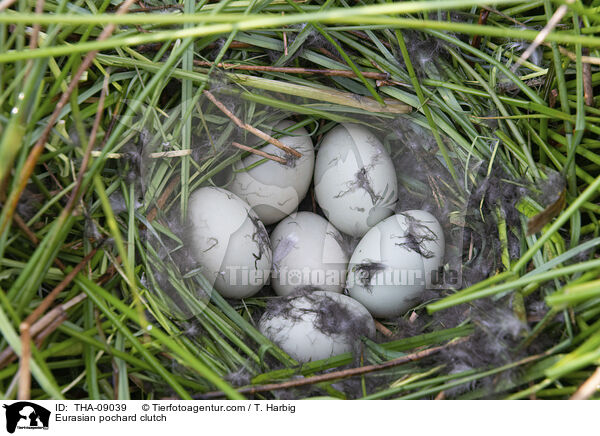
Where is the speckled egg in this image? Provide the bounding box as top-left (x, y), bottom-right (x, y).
top-left (313, 123), bottom-right (397, 237)
top-left (229, 120), bottom-right (314, 225)
top-left (187, 187), bottom-right (272, 299)
top-left (270, 212), bottom-right (348, 296)
top-left (346, 211), bottom-right (444, 318)
top-left (259, 291), bottom-right (375, 362)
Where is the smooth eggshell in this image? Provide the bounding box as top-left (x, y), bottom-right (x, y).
top-left (187, 187), bottom-right (272, 298)
top-left (229, 120), bottom-right (314, 225)
top-left (347, 214), bottom-right (427, 318)
top-left (259, 291), bottom-right (375, 362)
top-left (314, 123), bottom-right (397, 237)
top-left (270, 212), bottom-right (348, 296)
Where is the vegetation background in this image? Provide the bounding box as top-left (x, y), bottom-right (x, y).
top-left (1, 0), bottom-right (600, 400)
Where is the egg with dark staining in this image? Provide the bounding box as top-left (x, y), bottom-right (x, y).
top-left (259, 291), bottom-right (375, 362)
top-left (229, 120), bottom-right (314, 225)
top-left (314, 123), bottom-right (398, 237)
top-left (187, 187), bottom-right (272, 299)
top-left (402, 210), bottom-right (445, 288)
top-left (270, 212), bottom-right (348, 296)
top-left (346, 211), bottom-right (444, 318)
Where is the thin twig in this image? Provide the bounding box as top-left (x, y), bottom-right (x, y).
top-left (17, 247), bottom-right (99, 399)
top-left (583, 48), bottom-right (594, 107)
top-left (91, 149), bottom-right (194, 158)
top-left (511, 0), bottom-right (575, 73)
top-left (374, 320), bottom-right (394, 337)
top-left (32, 293), bottom-right (87, 341)
top-left (7, 66), bottom-right (111, 397)
top-left (527, 188), bottom-right (566, 235)
top-left (194, 60), bottom-right (389, 80)
top-left (0, 259), bottom-right (119, 370)
top-left (13, 212), bottom-right (66, 270)
top-left (0, 0), bottom-right (16, 11)
top-left (470, 9), bottom-right (490, 53)
top-left (12, 213), bottom-right (39, 246)
top-left (282, 12), bottom-right (288, 57)
top-left (481, 5), bottom-right (523, 26)
top-left (555, 44), bottom-right (600, 66)
top-left (42, 162), bottom-right (65, 192)
top-left (66, 73), bottom-right (111, 213)
top-left (197, 337), bottom-right (468, 399)
top-left (375, 79), bottom-right (410, 88)
top-left (150, 150), bottom-right (193, 158)
top-left (0, 0), bottom-right (137, 236)
top-left (146, 175), bottom-right (181, 222)
top-left (16, 73), bottom-right (110, 399)
top-left (33, 312), bottom-right (69, 348)
top-left (231, 142), bottom-right (287, 165)
top-left (29, 0), bottom-right (45, 50)
top-left (482, 6), bottom-right (600, 65)
top-left (18, 327), bottom-right (31, 400)
top-left (0, 297), bottom-right (82, 375)
top-left (203, 90), bottom-right (302, 158)
top-left (570, 366), bottom-right (600, 400)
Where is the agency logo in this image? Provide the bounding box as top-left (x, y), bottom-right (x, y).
top-left (2, 402), bottom-right (50, 434)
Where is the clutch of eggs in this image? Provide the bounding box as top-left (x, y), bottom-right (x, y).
top-left (314, 123), bottom-right (398, 237)
top-left (185, 121), bottom-right (445, 328)
top-left (187, 187), bottom-right (272, 299)
top-left (229, 120), bottom-right (315, 225)
top-left (347, 210), bottom-right (445, 318)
